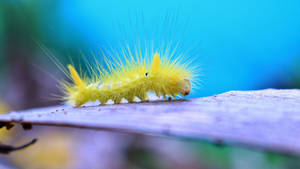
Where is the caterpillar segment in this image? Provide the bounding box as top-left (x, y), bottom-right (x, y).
top-left (65, 53), bottom-right (192, 107)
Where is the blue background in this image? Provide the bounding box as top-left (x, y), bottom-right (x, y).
top-left (57, 0), bottom-right (300, 97)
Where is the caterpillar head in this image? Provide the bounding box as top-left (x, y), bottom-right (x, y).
top-left (177, 78), bottom-right (191, 96)
top-left (150, 53), bottom-right (191, 96)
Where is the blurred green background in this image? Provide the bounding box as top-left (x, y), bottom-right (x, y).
top-left (0, 0), bottom-right (299, 169)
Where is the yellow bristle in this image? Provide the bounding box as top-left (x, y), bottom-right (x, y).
top-left (151, 53), bottom-right (161, 73)
top-left (67, 65), bottom-right (84, 89)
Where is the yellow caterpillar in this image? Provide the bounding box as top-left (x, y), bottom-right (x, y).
top-left (62, 50), bottom-right (198, 107)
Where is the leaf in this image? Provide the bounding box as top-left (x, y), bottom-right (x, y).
top-left (0, 89), bottom-right (299, 156)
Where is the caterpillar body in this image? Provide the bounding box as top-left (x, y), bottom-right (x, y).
top-left (63, 51), bottom-right (198, 107)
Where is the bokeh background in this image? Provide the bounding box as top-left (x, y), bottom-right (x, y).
top-left (0, 0), bottom-right (300, 169)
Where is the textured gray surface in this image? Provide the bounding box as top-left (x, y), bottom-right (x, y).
top-left (0, 89), bottom-right (300, 155)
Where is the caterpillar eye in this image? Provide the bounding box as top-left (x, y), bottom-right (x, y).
top-left (145, 72), bottom-right (149, 77)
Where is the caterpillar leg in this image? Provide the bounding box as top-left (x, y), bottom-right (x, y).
top-left (137, 93), bottom-right (149, 102)
top-left (113, 97), bottom-right (122, 104)
top-left (143, 95), bottom-right (149, 102)
top-left (99, 98), bottom-right (109, 105)
top-left (125, 96), bottom-right (136, 103)
top-left (168, 94), bottom-right (176, 101)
